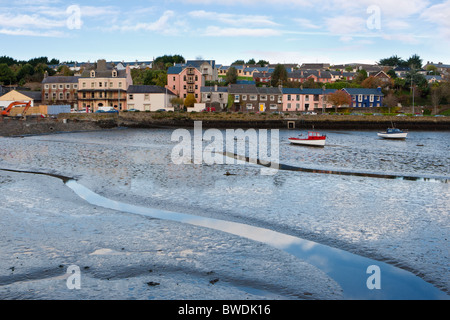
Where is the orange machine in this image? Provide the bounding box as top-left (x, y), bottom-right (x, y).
top-left (1, 101), bottom-right (32, 117)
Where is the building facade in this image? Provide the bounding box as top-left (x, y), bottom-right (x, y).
top-left (282, 88), bottom-right (337, 112)
top-left (126, 85), bottom-right (176, 111)
top-left (228, 84), bottom-right (283, 112)
top-left (342, 88), bottom-right (384, 108)
top-left (77, 59), bottom-right (133, 112)
top-left (41, 75), bottom-right (79, 109)
top-left (167, 65), bottom-right (204, 101)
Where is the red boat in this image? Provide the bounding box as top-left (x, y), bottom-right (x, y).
top-left (289, 131), bottom-right (326, 147)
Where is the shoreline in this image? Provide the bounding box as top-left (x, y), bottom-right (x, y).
top-left (1, 113), bottom-right (449, 137)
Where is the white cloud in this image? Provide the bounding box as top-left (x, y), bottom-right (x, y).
top-left (420, 0), bottom-right (450, 39)
top-left (119, 10), bottom-right (176, 33)
top-left (293, 18), bottom-right (321, 30)
top-left (203, 26), bottom-right (281, 37)
top-left (189, 10), bottom-right (279, 27)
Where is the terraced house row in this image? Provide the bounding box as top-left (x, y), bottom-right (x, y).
top-left (40, 59), bottom-right (384, 113)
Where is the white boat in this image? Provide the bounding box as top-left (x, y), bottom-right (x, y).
top-left (289, 131), bottom-right (326, 147)
top-left (377, 128), bottom-right (408, 139)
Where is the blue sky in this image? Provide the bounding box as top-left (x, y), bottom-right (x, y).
top-left (1, 0), bottom-right (449, 66)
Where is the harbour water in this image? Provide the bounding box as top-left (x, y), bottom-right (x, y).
top-left (0, 128), bottom-right (448, 299)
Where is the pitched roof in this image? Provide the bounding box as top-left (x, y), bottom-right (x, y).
top-left (282, 88), bottom-right (337, 94)
top-left (42, 76), bottom-right (80, 84)
top-left (342, 88), bottom-right (383, 95)
top-left (127, 85), bottom-right (175, 95)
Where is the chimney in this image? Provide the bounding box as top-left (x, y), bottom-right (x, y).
top-left (97, 59), bottom-right (107, 71)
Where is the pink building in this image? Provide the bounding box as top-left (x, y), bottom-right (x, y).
top-left (166, 65), bottom-right (204, 101)
top-left (282, 88), bottom-right (337, 112)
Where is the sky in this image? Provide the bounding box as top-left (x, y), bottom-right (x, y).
top-left (1, 0), bottom-right (449, 67)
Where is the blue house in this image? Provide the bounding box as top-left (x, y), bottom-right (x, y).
top-left (341, 88), bottom-right (383, 108)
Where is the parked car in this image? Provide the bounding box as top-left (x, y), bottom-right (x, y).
top-left (127, 108), bottom-right (138, 112)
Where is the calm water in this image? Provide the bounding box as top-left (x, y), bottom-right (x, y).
top-left (0, 128), bottom-right (449, 299)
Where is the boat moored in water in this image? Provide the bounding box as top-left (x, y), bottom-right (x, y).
top-left (289, 131), bottom-right (326, 147)
top-left (377, 128), bottom-right (408, 139)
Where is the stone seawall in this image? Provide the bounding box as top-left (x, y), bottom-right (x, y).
top-left (0, 118), bottom-right (117, 137)
top-left (1, 113), bottom-right (449, 137)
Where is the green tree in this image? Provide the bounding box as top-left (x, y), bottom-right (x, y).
top-left (246, 58), bottom-right (256, 65)
top-left (406, 54), bottom-right (422, 69)
top-left (231, 60), bottom-right (245, 65)
top-left (226, 66), bottom-right (238, 84)
top-left (256, 60), bottom-right (269, 67)
top-left (378, 55), bottom-right (406, 67)
top-left (270, 64), bottom-right (288, 87)
top-left (0, 63), bottom-right (15, 85)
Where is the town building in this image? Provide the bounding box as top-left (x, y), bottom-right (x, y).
top-left (342, 88), bottom-right (384, 109)
top-left (228, 84), bottom-right (283, 112)
top-left (167, 64), bottom-right (204, 100)
top-left (41, 75), bottom-right (79, 109)
top-left (0, 89), bottom-right (41, 109)
top-left (282, 88), bottom-right (337, 112)
top-left (200, 85), bottom-right (229, 111)
top-left (77, 59), bottom-right (133, 112)
top-left (126, 85), bottom-right (176, 111)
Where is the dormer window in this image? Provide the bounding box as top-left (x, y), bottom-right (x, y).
top-left (112, 70), bottom-right (117, 77)
top-left (90, 70), bottom-right (95, 78)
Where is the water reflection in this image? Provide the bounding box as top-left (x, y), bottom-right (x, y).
top-left (66, 179), bottom-right (448, 300)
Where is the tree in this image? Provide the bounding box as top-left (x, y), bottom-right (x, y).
top-left (382, 93), bottom-right (399, 113)
top-left (170, 97), bottom-right (184, 111)
top-left (0, 63), bottom-right (15, 85)
top-left (226, 66), bottom-right (238, 84)
top-left (378, 55), bottom-right (406, 67)
top-left (231, 60), bottom-right (245, 65)
top-left (406, 54), bottom-right (422, 69)
top-left (270, 64), bottom-right (288, 87)
top-left (184, 94), bottom-right (197, 109)
top-left (246, 58), bottom-right (256, 65)
top-left (326, 90), bottom-right (352, 113)
top-left (256, 60), bottom-right (269, 67)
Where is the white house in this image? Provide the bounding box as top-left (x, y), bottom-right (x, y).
top-left (126, 85), bottom-right (176, 111)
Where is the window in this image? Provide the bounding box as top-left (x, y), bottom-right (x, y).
top-left (110, 82), bottom-right (113, 87)
top-left (358, 95), bottom-right (363, 102)
top-left (82, 82), bottom-right (86, 88)
top-left (242, 95), bottom-right (247, 101)
top-left (305, 95), bottom-right (309, 101)
top-left (249, 95), bottom-right (257, 101)
top-left (112, 70), bottom-right (117, 77)
top-left (144, 104), bottom-right (150, 111)
top-left (66, 93), bottom-right (70, 100)
top-left (287, 103), bottom-right (291, 109)
top-left (90, 71), bottom-right (95, 77)
top-left (296, 95), bottom-right (300, 101)
top-left (52, 84), bottom-right (56, 89)
top-left (74, 84), bottom-right (78, 89)
top-left (44, 93), bottom-right (49, 99)
top-left (99, 82), bottom-right (102, 87)
top-left (246, 104), bottom-right (253, 110)
top-left (82, 92), bottom-right (86, 98)
top-left (296, 103), bottom-right (300, 110)
top-left (234, 95), bottom-right (240, 102)
top-left (66, 84), bottom-right (70, 89)
top-left (144, 94), bottom-right (149, 100)
top-left (369, 95), bottom-right (374, 102)
top-left (287, 94), bottom-right (291, 101)
top-left (118, 82), bottom-right (122, 88)
top-left (52, 93), bottom-right (56, 99)
top-left (59, 84), bottom-right (63, 89)
top-left (91, 82), bottom-right (95, 88)
top-left (270, 95), bottom-right (275, 101)
top-left (129, 94), bottom-right (133, 100)
top-left (45, 84), bottom-right (49, 89)
top-left (99, 92), bottom-right (103, 98)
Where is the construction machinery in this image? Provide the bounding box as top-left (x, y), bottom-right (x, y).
top-left (1, 101), bottom-right (32, 118)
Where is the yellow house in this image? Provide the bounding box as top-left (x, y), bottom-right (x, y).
top-left (0, 90), bottom-right (35, 109)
